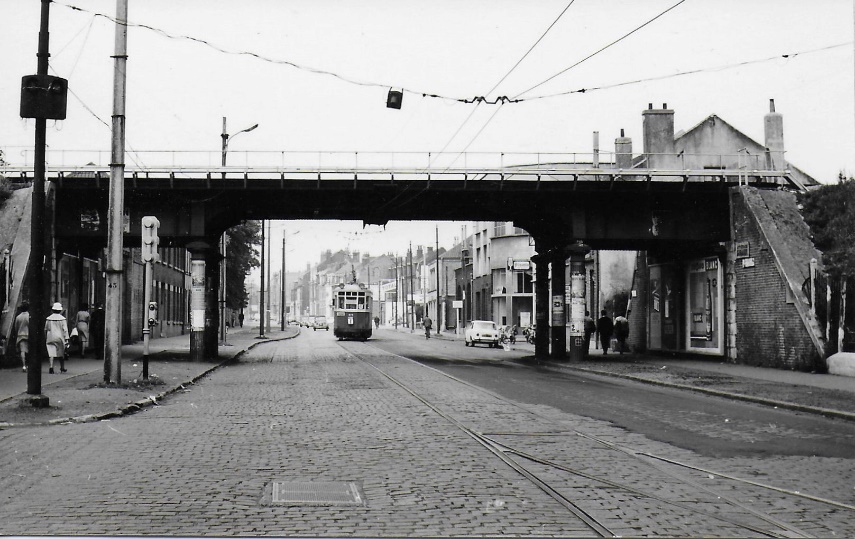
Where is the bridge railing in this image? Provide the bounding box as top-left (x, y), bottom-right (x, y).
top-left (2, 147), bottom-right (770, 174)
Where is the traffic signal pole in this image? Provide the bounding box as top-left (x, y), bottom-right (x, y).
top-left (141, 216), bottom-right (160, 379)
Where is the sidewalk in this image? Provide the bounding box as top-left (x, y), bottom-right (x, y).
top-left (0, 325), bottom-right (299, 428)
top-left (540, 351), bottom-right (855, 421)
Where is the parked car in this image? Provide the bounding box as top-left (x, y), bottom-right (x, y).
top-left (312, 316), bottom-right (329, 331)
top-left (464, 320), bottom-right (500, 348)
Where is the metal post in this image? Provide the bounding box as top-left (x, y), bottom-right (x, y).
top-left (286, 237), bottom-right (290, 332)
top-left (409, 243), bottom-right (414, 332)
top-left (266, 221), bottom-right (271, 330)
top-left (435, 226), bottom-right (441, 335)
top-left (142, 258), bottom-right (152, 379)
top-left (221, 117), bottom-right (228, 167)
top-left (394, 258), bottom-right (399, 329)
top-left (259, 220), bottom-right (266, 338)
top-left (506, 258), bottom-right (512, 327)
top-left (25, 0), bottom-right (52, 400)
top-left (104, 0), bottom-right (129, 384)
top-left (219, 233), bottom-right (227, 344)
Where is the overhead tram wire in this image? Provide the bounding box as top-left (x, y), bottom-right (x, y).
top-left (53, 1), bottom-right (461, 105)
top-left (429, 0), bottom-right (576, 164)
top-left (523, 40), bottom-right (854, 100)
top-left (51, 0), bottom-right (848, 108)
top-left (436, 0), bottom-right (690, 174)
top-left (515, 0), bottom-right (689, 99)
top-left (482, 0), bottom-right (577, 100)
top-left (375, 1), bottom-right (578, 214)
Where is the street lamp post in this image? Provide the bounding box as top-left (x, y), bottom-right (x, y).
top-left (220, 117), bottom-right (258, 342)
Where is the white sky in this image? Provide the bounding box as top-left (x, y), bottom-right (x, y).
top-left (2, 0), bottom-right (854, 275)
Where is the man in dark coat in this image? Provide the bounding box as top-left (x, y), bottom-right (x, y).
top-left (596, 310), bottom-right (614, 355)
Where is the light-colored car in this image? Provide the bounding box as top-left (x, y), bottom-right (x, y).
top-left (312, 316), bottom-right (329, 331)
top-left (464, 320), bottom-right (500, 348)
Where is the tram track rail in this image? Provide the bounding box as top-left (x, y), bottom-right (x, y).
top-left (339, 339), bottom-right (855, 538)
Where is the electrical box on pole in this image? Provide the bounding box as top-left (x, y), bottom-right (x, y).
top-left (141, 216), bottom-right (160, 262)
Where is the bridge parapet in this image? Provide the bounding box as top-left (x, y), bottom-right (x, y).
top-left (3, 147), bottom-right (783, 180)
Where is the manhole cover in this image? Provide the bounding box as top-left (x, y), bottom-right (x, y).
top-left (266, 481), bottom-right (364, 506)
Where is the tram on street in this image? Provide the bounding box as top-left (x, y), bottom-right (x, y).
top-left (332, 281), bottom-right (373, 340)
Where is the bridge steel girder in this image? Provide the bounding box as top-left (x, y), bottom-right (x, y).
top-left (51, 173), bottom-right (736, 253)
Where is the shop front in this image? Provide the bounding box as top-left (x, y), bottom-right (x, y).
top-left (647, 256), bottom-right (724, 356)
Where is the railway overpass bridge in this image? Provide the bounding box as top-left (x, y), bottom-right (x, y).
top-left (3, 149), bottom-right (807, 360)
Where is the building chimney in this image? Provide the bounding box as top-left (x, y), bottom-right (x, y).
top-left (764, 98), bottom-right (785, 171)
top-left (615, 128), bottom-right (633, 169)
top-left (642, 103), bottom-right (676, 169)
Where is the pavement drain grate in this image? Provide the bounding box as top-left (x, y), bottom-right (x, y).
top-left (268, 481), bottom-right (365, 506)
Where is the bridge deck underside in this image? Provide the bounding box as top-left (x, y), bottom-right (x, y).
top-left (51, 173), bottom-right (749, 254)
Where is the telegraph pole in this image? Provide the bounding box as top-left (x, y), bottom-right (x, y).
top-left (104, 0), bottom-right (129, 383)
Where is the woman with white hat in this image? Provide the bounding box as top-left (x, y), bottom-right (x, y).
top-left (45, 302), bottom-right (70, 374)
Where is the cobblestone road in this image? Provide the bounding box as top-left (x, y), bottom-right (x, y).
top-left (0, 331), bottom-right (852, 537)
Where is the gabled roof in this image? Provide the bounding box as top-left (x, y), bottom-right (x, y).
top-left (675, 114), bottom-right (819, 186)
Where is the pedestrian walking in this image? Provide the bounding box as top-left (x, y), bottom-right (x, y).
top-left (13, 303), bottom-right (30, 372)
top-left (374, 315), bottom-right (380, 328)
top-left (45, 302), bottom-right (70, 374)
top-left (90, 303), bottom-right (105, 359)
top-left (583, 311), bottom-right (596, 358)
top-left (423, 315), bottom-right (432, 339)
top-left (239, 311), bottom-right (244, 328)
top-left (596, 309), bottom-right (614, 355)
top-left (614, 314), bottom-right (629, 354)
top-left (75, 303), bottom-right (91, 358)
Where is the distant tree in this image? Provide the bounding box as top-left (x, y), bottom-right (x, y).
top-left (225, 221), bottom-right (261, 310)
top-left (799, 174), bottom-right (855, 277)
